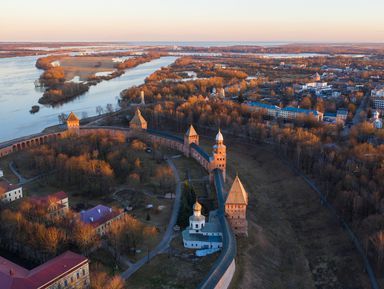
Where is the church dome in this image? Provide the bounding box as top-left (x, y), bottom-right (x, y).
top-left (216, 129), bottom-right (224, 142)
top-left (193, 200), bottom-right (202, 212)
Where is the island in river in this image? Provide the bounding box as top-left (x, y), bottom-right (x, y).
top-left (35, 52), bottom-right (162, 106)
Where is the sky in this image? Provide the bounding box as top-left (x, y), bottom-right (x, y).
top-left (1, 0), bottom-right (384, 42)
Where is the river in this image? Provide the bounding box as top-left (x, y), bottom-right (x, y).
top-left (0, 56), bottom-right (177, 142)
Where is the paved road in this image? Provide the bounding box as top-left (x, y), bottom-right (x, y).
top-left (121, 158), bottom-right (182, 279)
top-left (9, 161), bottom-right (27, 184)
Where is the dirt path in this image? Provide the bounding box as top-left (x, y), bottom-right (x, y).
top-left (215, 139), bottom-right (372, 289)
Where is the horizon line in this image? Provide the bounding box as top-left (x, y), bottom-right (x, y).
top-left (1, 40), bottom-right (384, 45)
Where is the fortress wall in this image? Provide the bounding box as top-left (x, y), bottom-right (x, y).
top-left (213, 259), bottom-right (235, 289)
top-left (190, 147), bottom-right (210, 171)
top-left (0, 125), bottom-right (236, 289)
top-left (0, 131), bottom-right (64, 159)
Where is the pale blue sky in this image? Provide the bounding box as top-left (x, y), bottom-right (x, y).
top-left (1, 0), bottom-right (383, 42)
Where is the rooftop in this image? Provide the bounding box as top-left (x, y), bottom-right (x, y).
top-left (190, 143), bottom-right (210, 161)
top-left (182, 229), bottom-right (222, 243)
top-left (185, 125), bottom-right (198, 137)
top-left (246, 101), bottom-right (280, 110)
top-left (226, 175), bottom-right (248, 205)
top-left (80, 205), bottom-right (121, 227)
top-left (147, 129), bottom-right (184, 144)
top-left (282, 106), bottom-right (321, 116)
top-left (30, 191), bottom-right (67, 203)
top-left (130, 109), bottom-right (147, 127)
top-left (66, 112), bottom-right (79, 122)
top-left (0, 180), bottom-right (21, 194)
top-left (0, 251), bottom-right (87, 289)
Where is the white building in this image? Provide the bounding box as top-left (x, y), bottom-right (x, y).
top-left (182, 200), bottom-right (223, 249)
top-left (373, 111), bottom-right (383, 129)
top-left (372, 86), bottom-right (384, 98)
top-left (336, 109), bottom-right (348, 124)
top-left (0, 180), bottom-right (23, 203)
top-left (278, 107), bottom-right (324, 121)
top-left (371, 86), bottom-right (384, 110)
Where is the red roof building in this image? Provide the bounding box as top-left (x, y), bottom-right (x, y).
top-left (0, 179), bottom-right (23, 203)
top-left (30, 191), bottom-right (69, 217)
top-left (0, 251), bottom-right (90, 289)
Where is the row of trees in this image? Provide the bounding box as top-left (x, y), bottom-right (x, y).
top-left (133, 95), bottom-right (384, 269)
top-left (0, 197), bottom-right (158, 267)
top-left (14, 132), bottom-right (172, 196)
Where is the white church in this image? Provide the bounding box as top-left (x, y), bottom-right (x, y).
top-left (182, 199), bottom-right (223, 249)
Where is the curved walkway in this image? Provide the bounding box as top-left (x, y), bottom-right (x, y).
top-left (121, 158), bottom-right (182, 279)
top-left (9, 161), bottom-right (46, 185)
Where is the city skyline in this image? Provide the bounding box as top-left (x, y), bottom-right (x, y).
top-left (2, 0), bottom-right (384, 42)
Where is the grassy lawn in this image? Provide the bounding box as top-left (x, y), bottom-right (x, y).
top-left (200, 136), bottom-right (371, 289)
top-left (172, 156), bottom-right (211, 198)
top-left (0, 155), bottom-right (20, 184)
top-left (126, 236), bottom-right (219, 289)
top-left (89, 248), bottom-right (124, 274)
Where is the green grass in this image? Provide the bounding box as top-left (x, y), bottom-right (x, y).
top-left (126, 236), bottom-right (218, 289)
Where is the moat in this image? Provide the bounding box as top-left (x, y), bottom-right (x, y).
top-left (0, 55), bottom-right (177, 143)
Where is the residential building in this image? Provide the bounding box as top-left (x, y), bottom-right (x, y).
top-left (182, 200), bottom-right (223, 249)
top-left (0, 179), bottom-right (22, 203)
top-left (371, 85), bottom-right (384, 109)
top-left (371, 85), bottom-right (384, 98)
top-left (30, 191), bottom-right (69, 217)
top-left (0, 251), bottom-right (90, 289)
top-left (323, 112), bottom-right (337, 123)
top-left (245, 101), bottom-right (280, 118)
top-left (373, 111), bottom-right (383, 129)
top-left (336, 109), bottom-right (348, 124)
top-left (225, 175), bottom-right (248, 236)
top-left (80, 205), bottom-right (125, 236)
top-left (278, 107), bottom-right (324, 121)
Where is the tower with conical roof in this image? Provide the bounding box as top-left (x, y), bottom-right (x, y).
top-left (225, 175), bottom-right (248, 236)
top-left (184, 125), bottom-right (199, 145)
top-left (183, 124), bottom-right (199, 156)
top-left (66, 112), bottom-right (80, 134)
top-left (130, 109), bottom-right (147, 130)
top-left (211, 129), bottom-right (226, 180)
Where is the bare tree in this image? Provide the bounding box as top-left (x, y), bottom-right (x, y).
top-left (96, 106), bottom-right (103, 115)
top-left (58, 113), bottom-right (67, 124)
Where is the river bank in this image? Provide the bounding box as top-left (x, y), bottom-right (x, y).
top-left (35, 53), bottom-right (162, 106)
top-left (0, 55), bottom-right (177, 142)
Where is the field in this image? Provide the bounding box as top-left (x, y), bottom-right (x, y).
top-left (126, 235), bottom-right (219, 289)
top-left (56, 55), bottom-right (118, 81)
top-left (197, 136), bottom-right (372, 289)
